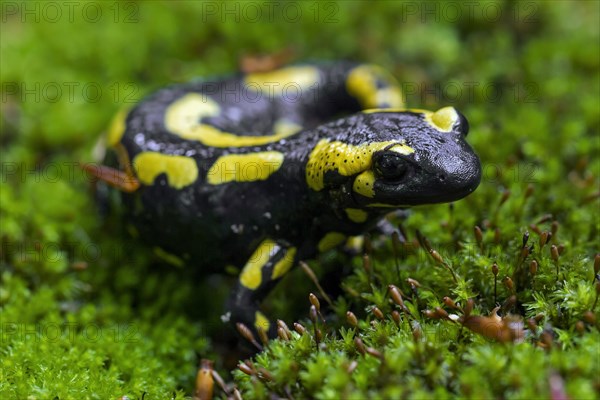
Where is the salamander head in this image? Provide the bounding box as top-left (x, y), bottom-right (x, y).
top-left (305, 107), bottom-right (481, 209)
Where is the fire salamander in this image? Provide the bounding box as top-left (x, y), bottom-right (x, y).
top-left (94, 62), bottom-right (481, 338)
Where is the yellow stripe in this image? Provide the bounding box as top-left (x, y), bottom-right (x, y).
top-left (244, 66), bottom-right (320, 96)
top-left (345, 208), bottom-right (368, 223)
top-left (240, 240), bottom-right (277, 289)
top-left (306, 140), bottom-right (414, 191)
top-left (171, 123), bottom-right (299, 147)
top-left (165, 93), bottom-right (299, 147)
top-left (165, 93), bottom-right (221, 137)
top-left (271, 247), bottom-right (297, 280)
top-left (207, 152), bottom-right (285, 185)
top-left (133, 152), bottom-right (198, 189)
top-left (318, 232), bottom-right (347, 252)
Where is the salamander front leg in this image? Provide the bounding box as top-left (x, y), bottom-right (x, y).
top-left (376, 217), bottom-right (408, 243)
top-left (225, 239), bottom-right (297, 341)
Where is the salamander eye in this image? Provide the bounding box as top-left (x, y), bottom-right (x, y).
top-left (373, 152), bottom-right (408, 181)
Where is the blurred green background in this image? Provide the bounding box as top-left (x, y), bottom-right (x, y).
top-left (1, 1), bottom-right (598, 398)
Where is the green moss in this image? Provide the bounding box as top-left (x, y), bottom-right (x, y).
top-left (1, 0), bottom-right (598, 398)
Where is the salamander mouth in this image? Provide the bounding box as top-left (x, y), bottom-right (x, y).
top-left (346, 179), bottom-right (363, 208)
top-left (350, 169), bottom-right (481, 208)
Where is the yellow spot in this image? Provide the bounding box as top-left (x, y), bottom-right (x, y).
top-left (353, 170), bottom-right (376, 198)
top-left (345, 208), bottom-right (368, 223)
top-left (363, 107), bottom-right (459, 132)
top-left (345, 236), bottom-right (364, 252)
top-left (133, 152), bottom-right (198, 189)
top-left (207, 152), bottom-right (284, 185)
top-left (240, 240), bottom-right (277, 289)
top-left (346, 65), bottom-right (404, 109)
top-left (271, 247), bottom-right (297, 280)
top-left (165, 93), bottom-right (299, 147)
top-left (107, 107), bottom-right (129, 147)
top-left (318, 232), bottom-right (347, 252)
top-left (306, 140), bottom-right (414, 191)
top-left (254, 311), bottom-right (270, 332)
top-left (425, 106), bottom-right (459, 132)
top-left (245, 66), bottom-right (321, 96)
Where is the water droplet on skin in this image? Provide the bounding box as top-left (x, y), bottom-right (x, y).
top-left (231, 224), bottom-right (244, 234)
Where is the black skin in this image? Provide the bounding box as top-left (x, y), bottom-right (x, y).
top-left (114, 62), bottom-right (481, 337)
